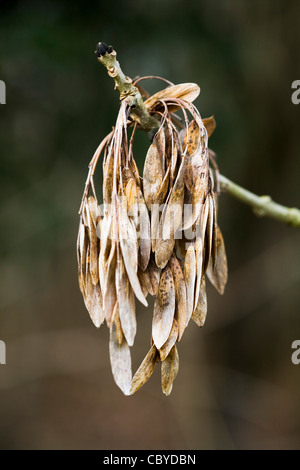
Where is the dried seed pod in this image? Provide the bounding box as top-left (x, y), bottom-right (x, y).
top-left (182, 121), bottom-right (210, 230)
top-left (161, 345), bottom-right (179, 396)
top-left (150, 204), bottom-right (160, 253)
top-left (116, 254), bottom-right (136, 346)
top-left (156, 166), bottom-right (170, 205)
top-left (109, 305), bottom-right (132, 396)
top-left (159, 319), bottom-right (179, 361)
top-left (125, 178), bottom-right (139, 227)
top-left (152, 264), bottom-right (176, 349)
top-left (118, 197), bottom-right (148, 307)
top-left (181, 194), bottom-right (198, 232)
top-left (154, 236), bottom-right (175, 270)
top-left (194, 235), bottom-right (203, 309)
top-left (83, 272), bottom-right (105, 328)
top-left (183, 119), bottom-right (201, 157)
top-left (77, 219), bottom-right (88, 295)
top-left (143, 138), bottom-right (164, 210)
top-left (136, 187), bottom-right (151, 271)
top-left (206, 225), bottom-right (228, 295)
top-left (190, 159), bottom-right (209, 227)
top-left (192, 276), bottom-right (207, 327)
top-left (184, 244), bottom-right (196, 327)
top-left (211, 194), bottom-right (218, 269)
top-left (84, 200), bottom-right (99, 286)
top-left (102, 245), bottom-right (117, 326)
top-left (170, 256), bottom-right (187, 341)
top-left (202, 192), bottom-right (215, 275)
top-left (111, 302), bottom-right (123, 344)
top-left (99, 214), bottom-right (112, 293)
top-left (162, 157), bottom-right (185, 241)
top-left (137, 267), bottom-right (152, 298)
top-left (205, 192), bottom-right (215, 261)
top-left (202, 115), bottom-right (216, 138)
top-left (130, 345), bottom-right (159, 395)
top-left (144, 83), bottom-right (200, 111)
top-left (199, 194), bottom-right (210, 242)
top-left (87, 195), bottom-right (101, 227)
top-left (100, 231), bottom-right (116, 295)
top-left (150, 166), bottom-right (170, 252)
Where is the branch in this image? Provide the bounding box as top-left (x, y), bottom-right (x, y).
top-left (95, 42), bottom-right (160, 132)
top-left (219, 174), bottom-right (300, 227)
top-left (95, 42), bottom-right (300, 228)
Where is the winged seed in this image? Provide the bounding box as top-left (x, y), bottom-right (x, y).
top-left (143, 140), bottom-right (164, 210)
top-left (152, 265), bottom-right (176, 349)
top-left (170, 256), bottom-right (187, 341)
top-left (130, 345), bottom-right (159, 395)
top-left (192, 276), bottom-right (207, 327)
top-left (206, 225), bottom-right (228, 295)
top-left (184, 244), bottom-right (196, 327)
top-left (116, 256), bottom-right (137, 346)
top-left (159, 319), bottom-right (179, 361)
top-left (161, 345), bottom-right (179, 396)
top-left (144, 83), bottom-right (200, 110)
top-left (119, 199), bottom-right (148, 307)
top-left (109, 316), bottom-right (132, 396)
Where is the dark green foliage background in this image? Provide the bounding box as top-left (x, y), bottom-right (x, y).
top-left (0, 0), bottom-right (299, 449)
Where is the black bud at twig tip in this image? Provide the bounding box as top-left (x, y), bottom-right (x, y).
top-left (107, 45), bottom-right (114, 53)
top-left (95, 42), bottom-right (109, 57)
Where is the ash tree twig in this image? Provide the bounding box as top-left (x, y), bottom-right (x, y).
top-left (218, 174), bottom-right (300, 227)
top-left (95, 42), bottom-right (160, 132)
top-left (95, 42), bottom-right (300, 228)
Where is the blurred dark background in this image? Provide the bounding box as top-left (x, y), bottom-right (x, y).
top-left (0, 0), bottom-right (300, 449)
